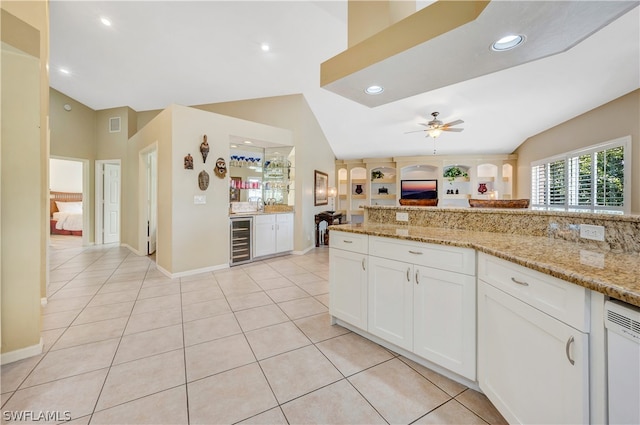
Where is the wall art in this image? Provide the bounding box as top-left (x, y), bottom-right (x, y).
top-left (214, 157), bottom-right (227, 178)
top-left (198, 170), bottom-right (210, 190)
top-left (314, 170), bottom-right (328, 206)
top-left (200, 134), bottom-right (210, 163)
top-left (184, 153), bottom-right (193, 170)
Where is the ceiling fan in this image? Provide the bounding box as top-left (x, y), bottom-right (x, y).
top-left (406, 112), bottom-right (464, 139)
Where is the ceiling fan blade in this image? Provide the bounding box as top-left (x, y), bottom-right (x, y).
top-left (404, 129), bottom-right (427, 134)
top-left (418, 123), bottom-right (430, 127)
top-left (442, 127), bottom-right (464, 132)
top-left (443, 119), bottom-right (464, 127)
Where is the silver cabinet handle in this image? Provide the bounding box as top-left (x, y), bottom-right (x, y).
top-left (415, 269), bottom-right (420, 285)
top-left (406, 268), bottom-right (411, 282)
top-left (566, 336), bottom-right (575, 365)
top-left (408, 250), bottom-right (423, 255)
top-left (361, 258), bottom-right (365, 271)
top-left (343, 240), bottom-right (353, 244)
top-left (511, 277), bottom-right (529, 286)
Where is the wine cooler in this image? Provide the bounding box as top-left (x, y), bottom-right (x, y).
top-left (230, 217), bottom-right (252, 265)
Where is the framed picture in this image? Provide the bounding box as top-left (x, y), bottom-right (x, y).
top-left (314, 170), bottom-right (328, 206)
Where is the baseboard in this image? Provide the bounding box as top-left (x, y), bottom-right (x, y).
top-left (157, 263), bottom-right (229, 279)
top-left (121, 243), bottom-right (144, 256)
top-left (0, 338), bottom-right (43, 365)
top-left (293, 244), bottom-right (316, 255)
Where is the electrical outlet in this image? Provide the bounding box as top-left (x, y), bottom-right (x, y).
top-left (580, 224), bottom-right (605, 241)
top-left (396, 212), bottom-right (409, 222)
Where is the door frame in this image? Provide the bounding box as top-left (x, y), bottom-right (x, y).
top-left (95, 159), bottom-right (121, 245)
top-left (138, 143), bottom-right (158, 257)
top-left (50, 155), bottom-right (90, 246)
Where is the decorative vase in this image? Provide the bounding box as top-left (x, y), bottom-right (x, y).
top-left (355, 184), bottom-right (363, 195)
top-left (478, 183), bottom-right (488, 195)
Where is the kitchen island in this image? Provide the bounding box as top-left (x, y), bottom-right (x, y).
top-left (328, 205), bottom-right (640, 425)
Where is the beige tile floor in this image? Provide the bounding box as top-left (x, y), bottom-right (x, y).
top-left (1, 235), bottom-right (507, 425)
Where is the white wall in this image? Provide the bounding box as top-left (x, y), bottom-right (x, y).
top-left (49, 158), bottom-right (82, 192)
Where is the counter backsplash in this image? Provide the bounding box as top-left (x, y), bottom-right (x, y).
top-left (364, 206), bottom-right (640, 254)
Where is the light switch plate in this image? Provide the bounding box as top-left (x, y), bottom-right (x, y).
top-left (580, 224), bottom-right (605, 241)
top-left (194, 195), bottom-right (206, 205)
top-left (396, 212), bottom-right (409, 222)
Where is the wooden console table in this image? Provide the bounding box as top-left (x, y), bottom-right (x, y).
top-left (315, 211), bottom-right (343, 247)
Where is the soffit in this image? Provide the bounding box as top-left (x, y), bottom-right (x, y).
top-left (321, 0), bottom-right (639, 107)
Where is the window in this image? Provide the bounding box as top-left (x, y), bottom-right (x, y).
top-left (531, 136), bottom-right (630, 214)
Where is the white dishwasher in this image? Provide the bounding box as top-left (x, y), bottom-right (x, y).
top-left (604, 300), bottom-right (640, 425)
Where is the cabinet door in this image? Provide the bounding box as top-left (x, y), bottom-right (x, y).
top-left (329, 248), bottom-right (367, 330)
top-left (254, 215), bottom-right (276, 258)
top-left (478, 281), bottom-right (589, 425)
top-left (275, 213), bottom-right (293, 253)
top-left (413, 265), bottom-right (476, 380)
top-left (368, 256), bottom-right (413, 351)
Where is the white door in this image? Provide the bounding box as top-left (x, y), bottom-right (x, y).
top-left (413, 265), bottom-right (476, 380)
top-left (367, 256), bottom-right (413, 351)
top-left (329, 248), bottom-right (368, 329)
top-left (478, 281), bottom-right (589, 425)
top-left (147, 150), bottom-right (157, 255)
top-left (103, 163), bottom-right (120, 244)
top-left (275, 213), bottom-right (293, 253)
top-left (254, 214), bottom-right (276, 258)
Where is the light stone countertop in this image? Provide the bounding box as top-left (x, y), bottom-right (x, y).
top-left (329, 222), bottom-right (640, 308)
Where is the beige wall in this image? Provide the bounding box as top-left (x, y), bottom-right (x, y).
top-left (1, 1), bottom-right (49, 358)
top-left (515, 89), bottom-right (640, 214)
top-left (129, 105), bottom-right (293, 274)
top-left (192, 94), bottom-right (337, 251)
top-left (50, 88), bottom-right (97, 241)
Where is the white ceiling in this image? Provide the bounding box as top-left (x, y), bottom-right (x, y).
top-left (49, 1), bottom-right (640, 160)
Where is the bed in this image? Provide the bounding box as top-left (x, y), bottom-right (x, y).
top-left (50, 191), bottom-right (83, 236)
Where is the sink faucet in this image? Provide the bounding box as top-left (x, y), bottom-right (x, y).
top-left (257, 197), bottom-right (264, 212)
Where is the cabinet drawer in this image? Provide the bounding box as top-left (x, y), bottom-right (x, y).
top-left (254, 214), bottom-right (275, 225)
top-left (276, 213), bottom-right (293, 224)
top-left (478, 253), bottom-right (589, 332)
top-left (369, 236), bottom-right (475, 275)
top-left (330, 231), bottom-right (368, 254)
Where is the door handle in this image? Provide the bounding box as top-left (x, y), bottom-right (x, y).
top-left (343, 240), bottom-right (353, 243)
top-left (511, 277), bottom-right (529, 286)
top-left (565, 336), bottom-right (575, 365)
top-left (406, 268), bottom-right (411, 282)
top-left (361, 258), bottom-right (365, 271)
top-left (415, 269), bottom-right (420, 285)
top-left (408, 250), bottom-right (423, 255)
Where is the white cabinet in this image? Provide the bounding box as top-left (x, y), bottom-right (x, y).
top-left (275, 213), bottom-right (293, 253)
top-left (254, 213), bottom-right (293, 257)
top-left (329, 231), bottom-right (368, 330)
top-left (368, 256), bottom-right (414, 350)
top-left (367, 237), bottom-right (477, 379)
top-left (478, 253), bottom-right (589, 425)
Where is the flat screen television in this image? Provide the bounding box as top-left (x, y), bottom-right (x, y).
top-left (401, 179), bottom-right (438, 199)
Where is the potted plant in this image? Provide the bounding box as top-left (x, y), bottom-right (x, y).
top-left (371, 170), bottom-right (384, 180)
top-left (443, 166), bottom-right (468, 182)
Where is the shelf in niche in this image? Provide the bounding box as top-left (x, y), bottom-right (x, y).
top-left (371, 194), bottom-right (396, 200)
top-left (445, 177), bottom-right (470, 183)
top-left (477, 176), bottom-right (495, 182)
top-left (371, 178), bottom-right (396, 184)
top-left (338, 194), bottom-right (347, 199)
top-left (352, 179), bottom-right (367, 184)
top-left (352, 194), bottom-right (367, 199)
top-left (443, 194), bottom-right (471, 199)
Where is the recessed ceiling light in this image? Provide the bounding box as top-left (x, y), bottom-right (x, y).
top-left (243, 141), bottom-right (252, 144)
top-left (230, 144), bottom-right (238, 148)
top-left (491, 34), bottom-right (525, 51)
top-left (365, 85), bottom-right (384, 95)
top-left (261, 43), bottom-right (270, 52)
top-left (100, 17), bottom-right (112, 27)
top-left (59, 68), bottom-right (71, 75)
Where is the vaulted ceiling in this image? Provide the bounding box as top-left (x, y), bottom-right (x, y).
top-left (49, 1), bottom-right (639, 159)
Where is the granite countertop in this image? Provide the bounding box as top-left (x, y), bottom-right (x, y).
top-left (330, 223), bottom-right (640, 308)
